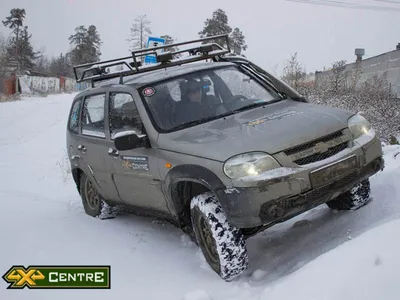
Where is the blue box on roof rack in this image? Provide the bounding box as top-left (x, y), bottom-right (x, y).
top-left (144, 36), bottom-right (166, 65)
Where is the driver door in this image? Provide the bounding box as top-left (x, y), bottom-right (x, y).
top-left (105, 91), bottom-right (170, 214)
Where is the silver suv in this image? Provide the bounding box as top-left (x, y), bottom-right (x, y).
top-left (66, 34), bottom-right (384, 281)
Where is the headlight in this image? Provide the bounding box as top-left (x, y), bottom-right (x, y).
top-left (223, 152), bottom-right (281, 179)
top-left (348, 114), bottom-right (371, 139)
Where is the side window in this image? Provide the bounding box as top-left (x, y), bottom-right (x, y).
top-left (81, 94), bottom-right (106, 138)
top-left (109, 93), bottom-right (144, 139)
top-left (68, 98), bottom-right (82, 134)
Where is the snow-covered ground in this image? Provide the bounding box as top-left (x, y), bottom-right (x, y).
top-left (1, 93), bottom-right (400, 300)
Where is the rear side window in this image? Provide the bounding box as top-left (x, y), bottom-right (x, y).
top-left (68, 98), bottom-right (82, 134)
top-left (81, 93), bottom-right (106, 138)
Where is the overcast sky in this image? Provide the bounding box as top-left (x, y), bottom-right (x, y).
top-left (1, 0), bottom-right (399, 75)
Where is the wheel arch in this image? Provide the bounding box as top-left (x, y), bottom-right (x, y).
top-left (71, 167), bottom-right (83, 194)
top-left (71, 166), bottom-right (101, 195)
top-left (164, 164), bottom-right (227, 231)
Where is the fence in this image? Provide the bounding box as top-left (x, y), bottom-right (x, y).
top-left (1, 75), bottom-right (90, 96)
top-left (19, 75), bottom-right (61, 94)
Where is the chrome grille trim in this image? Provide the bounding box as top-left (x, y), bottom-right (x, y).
top-left (282, 129), bottom-right (352, 166)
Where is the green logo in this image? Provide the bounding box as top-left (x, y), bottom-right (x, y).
top-left (2, 265), bottom-right (110, 289)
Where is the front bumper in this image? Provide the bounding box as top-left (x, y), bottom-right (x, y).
top-left (217, 132), bottom-right (384, 228)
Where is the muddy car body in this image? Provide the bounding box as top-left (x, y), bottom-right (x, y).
top-left (67, 34), bottom-right (384, 281)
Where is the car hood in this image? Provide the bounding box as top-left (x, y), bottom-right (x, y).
top-left (157, 99), bottom-right (354, 162)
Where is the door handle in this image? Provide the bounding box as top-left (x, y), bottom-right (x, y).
top-left (108, 148), bottom-right (119, 157)
top-left (78, 144), bottom-right (87, 153)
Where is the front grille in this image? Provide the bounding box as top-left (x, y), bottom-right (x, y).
top-left (293, 142), bottom-right (348, 165)
top-left (282, 129), bottom-right (351, 166)
top-left (284, 130), bottom-right (344, 156)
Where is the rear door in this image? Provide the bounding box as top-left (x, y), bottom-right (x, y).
top-left (104, 90), bottom-right (170, 214)
top-left (78, 92), bottom-right (120, 201)
top-left (67, 96), bottom-right (83, 169)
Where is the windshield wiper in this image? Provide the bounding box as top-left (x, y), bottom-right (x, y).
top-left (231, 98), bottom-right (283, 113)
top-left (168, 115), bottom-right (222, 131)
top-left (167, 98), bottom-right (285, 131)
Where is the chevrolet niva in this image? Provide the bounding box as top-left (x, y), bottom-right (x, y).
top-left (66, 34), bottom-right (384, 281)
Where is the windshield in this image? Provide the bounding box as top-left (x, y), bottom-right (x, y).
top-left (141, 66), bottom-right (283, 132)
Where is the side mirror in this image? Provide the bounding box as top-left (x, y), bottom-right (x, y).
top-left (113, 130), bottom-right (146, 151)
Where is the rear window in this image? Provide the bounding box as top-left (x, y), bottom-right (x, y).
top-left (68, 98), bottom-right (82, 134)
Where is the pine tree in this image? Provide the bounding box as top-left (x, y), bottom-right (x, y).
top-left (198, 8), bottom-right (247, 55)
top-left (198, 9), bottom-right (232, 48)
top-left (2, 8), bottom-right (25, 45)
top-left (68, 25), bottom-right (102, 65)
top-left (15, 26), bottom-right (37, 69)
top-left (2, 8), bottom-right (38, 70)
top-left (86, 25), bottom-right (102, 60)
top-left (230, 27), bottom-right (247, 56)
top-left (69, 26), bottom-right (87, 48)
top-left (68, 26), bottom-right (87, 65)
top-left (128, 15), bottom-right (152, 51)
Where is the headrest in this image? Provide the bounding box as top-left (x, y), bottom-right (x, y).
top-left (180, 79), bottom-right (203, 95)
top-left (121, 102), bottom-right (136, 116)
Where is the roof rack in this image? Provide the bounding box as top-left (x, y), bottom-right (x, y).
top-left (72, 34), bottom-right (231, 87)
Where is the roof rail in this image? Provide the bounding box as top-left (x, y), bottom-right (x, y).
top-left (72, 34), bottom-right (231, 87)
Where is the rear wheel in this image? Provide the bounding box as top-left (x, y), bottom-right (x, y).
top-left (79, 173), bottom-right (118, 219)
top-left (190, 191), bottom-right (248, 281)
top-left (326, 179), bottom-right (372, 211)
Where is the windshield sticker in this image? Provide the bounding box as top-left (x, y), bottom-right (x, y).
top-left (246, 118), bottom-right (267, 127)
top-left (121, 155), bottom-right (149, 171)
top-left (245, 110), bottom-right (302, 127)
top-left (143, 87), bottom-right (156, 97)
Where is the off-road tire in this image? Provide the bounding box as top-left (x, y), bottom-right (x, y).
top-left (79, 172), bottom-right (118, 219)
top-left (190, 191), bottom-right (248, 281)
top-left (326, 179), bottom-right (372, 211)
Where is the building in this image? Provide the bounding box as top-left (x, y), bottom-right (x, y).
top-left (315, 43), bottom-right (400, 98)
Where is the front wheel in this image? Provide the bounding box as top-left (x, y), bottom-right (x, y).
top-left (190, 191), bottom-right (249, 281)
top-left (326, 179), bottom-right (372, 211)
